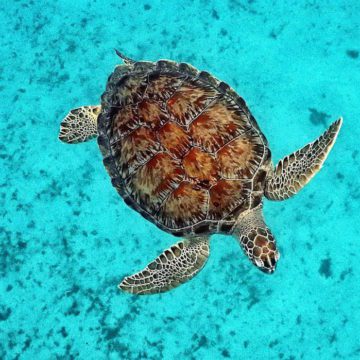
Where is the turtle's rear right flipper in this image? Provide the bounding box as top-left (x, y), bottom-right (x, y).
top-left (119, 237), bottom-right (210, 295)
top-left (59, 105), bottom-right (101, 144)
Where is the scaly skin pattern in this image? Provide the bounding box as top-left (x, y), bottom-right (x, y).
top-left (234, 205), bottom-right (280, 273)
top-left (120, 236), bottom-right (210, 295)
top-left (265, 118), bottom-right (343, 200)
top-left (59, 106), bottom-right (101, 144)
top-left (97, 60), bottom-right (272, 236)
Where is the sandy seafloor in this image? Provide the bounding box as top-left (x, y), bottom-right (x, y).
top-left (1, 0), bottom-right (360, 359)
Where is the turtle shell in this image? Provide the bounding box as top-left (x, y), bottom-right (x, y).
top-left (97, 60), bottom-right (271, 236)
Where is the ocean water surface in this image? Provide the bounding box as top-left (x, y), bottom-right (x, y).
top-left (1, 1), bottom-right (359, 359)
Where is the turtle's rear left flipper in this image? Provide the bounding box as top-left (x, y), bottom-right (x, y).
top-left (119, 237), bottom-right (210, 295)
top-left (265, 118), bottom-right (342, 200)
top-left (59, 105), bottom-right (101, 144)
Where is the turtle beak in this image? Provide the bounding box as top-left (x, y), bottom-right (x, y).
top-left (260, 265), bottom-right (275, 274)
top-left (254, 251), bottom-right (280, 274)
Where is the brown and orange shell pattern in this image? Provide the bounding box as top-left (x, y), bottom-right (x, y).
top-left (97, 60), bottom-right (272, 236)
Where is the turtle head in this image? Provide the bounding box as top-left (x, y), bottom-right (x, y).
top-left (244, 228), bottom-right (280, 274)
top-left (236, 205), bottom-right (281, 275)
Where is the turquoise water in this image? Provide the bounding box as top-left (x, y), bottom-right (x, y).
top-left (1, 0), bottom-right (359, 358)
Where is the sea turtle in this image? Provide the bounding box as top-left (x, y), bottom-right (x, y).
top-left (59, 50), bottom-right (342, 295)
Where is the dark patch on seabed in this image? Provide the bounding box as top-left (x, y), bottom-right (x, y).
top-left (308, 108), bottom-right (330, 126)
top-left (346, 49), bottom-right (359, 59)
top-left (0, 306), bottom-right (12, 321)
top-left (319, 258), bottom-right (332, 278)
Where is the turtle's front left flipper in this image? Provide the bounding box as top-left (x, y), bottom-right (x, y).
top-left (265, 118), bottom-right (342, 200)
top-left (59, 105), bottom-right (101, 144)
top-left (119, 237), bottom-right (210, 295)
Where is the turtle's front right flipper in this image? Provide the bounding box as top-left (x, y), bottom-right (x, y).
top-left (59, 105), bottom-right (101, 144)
top-left (265, 118), bottom-right (342, 200)
top-left (119, 236), bottom-right (210, 295)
